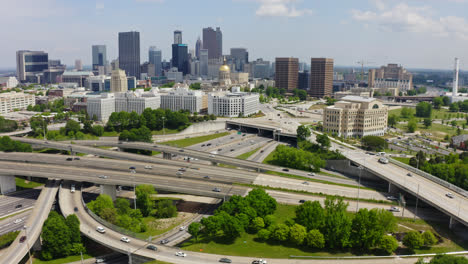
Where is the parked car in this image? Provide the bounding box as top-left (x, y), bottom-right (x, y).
top-left (446, 193), bottom-right (455, 199)
top-left (175, 252), bottom-right (187, 257)
top-left (146, 244), bottom-right (158, 251)
top-left (96, 226), bottom-right (106, 233)
top-left (219, 258), bottom-right (232, 263)
top-left (120, 237), bottom-right (130, 243)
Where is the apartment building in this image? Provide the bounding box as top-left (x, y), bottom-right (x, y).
top-left (0, 92), bottom-right (35, 114)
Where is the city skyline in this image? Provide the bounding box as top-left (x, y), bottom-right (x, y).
top-left (2, 0), bottom-right (468, 70)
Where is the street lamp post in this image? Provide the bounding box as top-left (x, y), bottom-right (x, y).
top-left (24, 226), bottom-right (33, 264)
top-left (356, 165), bottom-right (363, 212)
top-left (162, 117), bottom-right (165, 136)
top-left (414, 184), bottom-right (420, 221)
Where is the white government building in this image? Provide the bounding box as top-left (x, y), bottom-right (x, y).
top-left (208, 87), bottom-right (259, 117)
top-left (160, 87), bottom-right (203, 113)
top-left (0, 92), bottom-right (35, 114)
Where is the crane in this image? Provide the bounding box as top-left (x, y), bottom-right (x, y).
top-left (356, 60), bottom-right (375, 82)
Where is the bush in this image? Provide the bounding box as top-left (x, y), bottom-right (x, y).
top-left (0, 231), bottom-right (20, 249)
top-left (422, 230), bottom-right (438, 246)
top-left (361, 136), bottom-right (388, 151)
top-left (379, 235), bottom-right (398, 254)
top-left (403, 231), bottom-right (424, 251)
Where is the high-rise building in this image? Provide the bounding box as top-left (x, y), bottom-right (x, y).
top-left (310, 58), bottom-right (334, 98)
top-left (118, 31), bottom-right (140, 78)
top-left (111, 69), bottom-right (128, 93)
top-left (174, 30), bottom-right (182, 45)
top-left (275, 57), bottom-right (299, 91)
top-left (203, 27), bottom-right (220, 59)
top-left (199, 49), bottom-right (208, 76)
top-left (148, 46), bottom-right (162, 77)
top-left (368, 63), bottom-right (413, 92)
top-left (230, 48), bottom-right (248, 72)
top-left (92, 45), bottom-right (107, 71)
top-left (298, 71), bottom-right (310, 90)
top-left (75, 59), bottom-right (83, 71)
top-left (140, 62), bottom-right (155, 78)
top-left (16, 50), bottom-right (49, 82)
top-left (172, 44), bottom-right (189, 75)
top-left (195, 37), bottom-right (202, 59)
top-left (250, 59), bottom-right (271, 79)
top-left (216, 27), bottom-right (223, 58)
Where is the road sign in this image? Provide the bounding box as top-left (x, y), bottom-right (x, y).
top-left (237, 131), bottom-right (241, 135)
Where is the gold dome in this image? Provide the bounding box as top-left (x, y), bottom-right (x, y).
top-left (219, 64), bottom-right (230, 72)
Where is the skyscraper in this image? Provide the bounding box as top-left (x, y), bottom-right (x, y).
top-left (118, 31), bottom-right (140, 78)
top-left (92, 45), bottom-right (107, 70)
top-left (230, 48), bottom-right (248, 72)
top-left (216, 27), bottom-right (223, 58)
top-left (203, 27), bottom-right (219, 59)
top-left (171, 44), bottom-right (189, 75)
top-left (174, 30), bottom-right (182, 45)
top-left (75, 59), bottom-right (82, 71)
top-left (149, 46), bottom-right (162, 77)
top-left (199, 49), bottom-right (208, 76)
top-left (16, 50), bottom-right (49, 82)
top-left (195, 37), bottom-right (202, 59)
top-left (309, 58), bottom-right (334, 98)
top-left (111, 69), bottom-right (128, 93)
top-left (275, 58), bottom-right (299, 91)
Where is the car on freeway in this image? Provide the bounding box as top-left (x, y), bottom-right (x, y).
top-left (179, 167), bottom-right (187, 172)
top-left (70, 185), bottom-right (75, 193)
top-left (209, 154), bottom-right (215, 158)
top-left (176, 171), bottom-right (183, 177)
top-left (307, 173), bottom-right (315, 176)
top-left (74, 157), bottom-right (80, 160)
top-left (407, 173), bottom-right (412, 177)
top-left (19, 236), bottom-right (26, 243)
top-left (179, 226), bottom-right (186, 231)
top-left (282, 168), bottom-right (289, 172)
top-left (219, 258), bottom-right (232, 263)
top-left (389, 207), bottom-right (400, 212)
top-left (95, 258), bottom-right (105, 263)
top-left (179, 149), bottom-right (184, 152)
top-left (74, 207), bottom-right (78, 212)
top-left (144, 165), bottom-right (152, 169)
top-left (299, 200), bottom-right (306, 203)
top-left (365, 152), bottom-right (376, 155)
top-left (446, 193), bottom-right (455, 199)
top-left (260, 150), bottom-right (264, 153)
top-left (146, 244), bottom-right (158, 251)
top-left (230, 137), bottom-right (234, 139)
top-left (15, 204), bottom-right (22, 209)
top-left (129, 166), bottom-right (136, 170)
top-left (386, 196), bottom-right (397, 201)
top-left (207, 143), bottom-right (212, 146)
top-left (160, 239), bottom-right (169, 244)
top-left (14, 219), bottom-right (22, 224)
top-left (175, 252), bottom-right (187, 257)
top-left (201, 144), bottom-right (205, 147)
top-left (378, 157), bottom-right (389, 164)
top-left (98, 175), bottom-right (108, 179)
top-left (66, 157), bottom-right (73, 161)
top-left (213, 187), bottom-right (221, 192)
top-left (252, 260), bottom-right (267, 264)
top-left (230, 149), bottom-right (235, 152)
top-left (302, 181), bottom-right (309, 185)
top-left (120, 237), bottom-right (130, 243)
top-left (96, 226), bottom-right (106, 233)
top-left (204, 175), bottom-right (211, 179)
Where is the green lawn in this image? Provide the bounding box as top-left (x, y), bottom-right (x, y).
top-left (161, 132), bottom-right (230, 148)
top-left (33, 254), bottom-right (93, 264)
top-left (15, 177), bottom-right (44, 189)
top-left (101, 131), bottom-right (119, 137)
top-left (236, 147), bottom-right (262, 160)
top-left (392, 157), bottom-right (410, 164)
top-left (389, 108), bottom-right (451, 120)
top-left (396, 122), bottom-right (467, 141)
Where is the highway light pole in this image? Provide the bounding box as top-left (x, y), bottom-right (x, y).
top-left (414, 184), bottom-right (420, 221)
top-left (356, 165), bottom-right (363, 212)
top-left (23, 226), bottom-right (33, 264)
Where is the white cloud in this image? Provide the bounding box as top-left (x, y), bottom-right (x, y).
top-left (251, 0), bottom-right (313, 17)
top-left (352, 2), bottom-right (468, 39)
top-left (0, 0), bottom-right (70, 19)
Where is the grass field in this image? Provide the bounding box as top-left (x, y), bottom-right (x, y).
top-left (395, 122), bottom-right (466, 141)
top-left (15, 177), bottom-right (44, 189)
top-left (161, 132), bottom-right (230, 148)
top-left (392, 157), bottom-right (411, 164)
top-left (389, 108), bottom-right (452, 120)
top-left (141, 214), bottom-right (189, 237)
top-left (236, 147), bottom-right (262, 160)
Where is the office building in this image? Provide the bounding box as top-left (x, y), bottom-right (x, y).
top-left (174, 30), bottom-right (182, 45)
top-left (199, 49), bottom-right (209, 76)
top-left (42, 59), bottom-right (66, 84)
top-left (310, 58), bottom-right (334, 98)
top-left (111, 69), bottom-right (128, 93)
top-left (92, 45), bottom-right (107, 71)
top-left (275, 58), bottom-right (298, 91)
top-left (86, 93), bottom-right (115, 122)
top-left (208, 90), bottom-right (259, 117)
top-left (88, 75), bottom-right (110, 92)
top-left (140, 62), bottom-right (155, 78)
top-left (0, 77), bottom-right (19, 89)
top-left (148, 46), bottom-right (162, 76)
top-left (230, 48), bottom-right (248, 72)
top-left (250, 59), bottom-right (271, 79)
top-left (165, 68), bottom-right (184, 83)
top-left (368, 64), bottom-right (413, 91)
top-left (231, 72), bottom-right (249, 84)
top-left (323, 96), bottom-right (388, 138)
top-left (16, 50), bottom-right (49, 82)
top-left (61, 71), bottom-right (94, 87)
top-left (203, 27), bottom-right (221, 59)
top-left (298, 71), bottom-right (310, 90)
top-left (118, 31), bottom-right (140, 78)
top-left (115, 89), bottom-right (160, 114)
top-left (75, 59), bottom-right (83, 71)
top-left (0, 92), bottom-right (35, 114)
top-left (172, 44), bottom-right (189, 75)
top-left (195, 37), bottom-right (202, 59)
top-left (160, 87), bottom-right (202, 113)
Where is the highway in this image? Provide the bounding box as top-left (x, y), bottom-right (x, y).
top-left (0, 188), bottom-right (40, 218)
top-left (2, 180), bottom-right (59, 264)
top-left (0, 210), bottom-right (30, 236)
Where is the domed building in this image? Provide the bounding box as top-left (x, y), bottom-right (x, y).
top-left (218, 57), bottom-right (232, 87)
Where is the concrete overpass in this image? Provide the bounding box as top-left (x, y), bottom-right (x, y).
top-left (225, 120), bottom-right (298, 143)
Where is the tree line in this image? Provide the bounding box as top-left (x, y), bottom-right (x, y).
top-left (0, 136), bottom-right (32, 152)
top-left (0, 117), bottom-right (18, 133)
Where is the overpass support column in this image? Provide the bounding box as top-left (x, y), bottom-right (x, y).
top-left (0, 175), bottom-right (16, 194)
top-left (100, 185), bottom-right (116, 200)
top-left (162, 152), bottom-right (172, 160)
top-left (387, 182), bottom-right (399, 194)
top-left (449, 216), bottom-right (460, 229)
top-left (32, 235), bottom-right (42, 251)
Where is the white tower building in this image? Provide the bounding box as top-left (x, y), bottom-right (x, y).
top-left (453, 58), bottom-right (459, 96)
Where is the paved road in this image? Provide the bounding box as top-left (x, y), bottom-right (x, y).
top-left (0, 188), bottom-right (40, 218)
top-left (0, 211), bottom-right (30, 236)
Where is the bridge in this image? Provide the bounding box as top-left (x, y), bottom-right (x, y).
top-left (225, 120), bottom-right (297, 143)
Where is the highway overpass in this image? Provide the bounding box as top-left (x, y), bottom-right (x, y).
top-left (226, 120), bottom-right (298, 143)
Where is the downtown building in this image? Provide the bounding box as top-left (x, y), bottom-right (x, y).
top-left (208, 89), bottom-right (259, 117)
top-left (16, 50), bottom-right (49, 83)
top-left (368, 64), bottom-right (413, 92)
top-left (323, 96), bottom-right (388, 138)
top-left (92, 45), bottom-right (107, 74)
top-left (149, 46), bottom-right (162, 77)
top-left (309, 58), bottom-right (334, 98)
top-left (203, 27), bottom-right (222, 59)
top-left (0, 92), bottom-right (35, 114)
top-left (118, 31), bottom-right (140, 78)
top-left (275, 58), bottom-right (298, 91)
top-left (160, 87), bottom-right (202, 113)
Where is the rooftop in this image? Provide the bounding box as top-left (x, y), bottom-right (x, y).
top-left (341, 95), bottom-right (376, 103)
top-left (62, 71), bottom-right (94, 76)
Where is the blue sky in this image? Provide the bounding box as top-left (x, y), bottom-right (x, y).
top-left (2, 0), bottom-right (468, 69)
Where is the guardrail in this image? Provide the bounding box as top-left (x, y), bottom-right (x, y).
top-left (291, 251), bottom-right (468, 259)
top-left (389, 158), bottom-right (468, 198)
top-left (79, 188), bottom-right (149, 240)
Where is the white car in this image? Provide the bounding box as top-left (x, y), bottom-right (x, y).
top-left (95, 258), bottom-right (105, 263)
top-left (307, 173), bottom-right (315, 176)
top-left (389, 207), bottom-right (400, 212)
top-left (446, 193), bottom-right (455, 199)
top-left (378, 157), bottom-right (389, 164)
top-left (175, 251), bottom-right (187, 257)
top-left (96, 226), bottom-right (106, 233)
top-left (144, 165), bottom-right (152, 169)
top-left (120, 237), bottom-right (130, 243)
top-left (98, 175), bottom-right (108, 179)
top-left (209, 154), bottom-right (215, 158)
top-left (70, 185), bottom-right (75, 193)
top-left (179, 226), bottom-right (186, 231)
top-left (14, 219), bottom-right (22, 224)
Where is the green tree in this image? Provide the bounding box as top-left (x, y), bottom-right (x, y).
top-left (245, 188), bottom-right (277, 217)
top-left (100, 207), bottom-right (118, 224)
top-left (295, 201), bottom-right (324, 231)
top-left (407, 119), bottom-right (418, 133)
top-left (154, 199), bottom-right (178, 218)
top-left (65, 214), bottom-right (81, 244)
top-left (92, 125), bottom-right (104, 136)
top-left (350, 208), bottom-right (382, 250)
top-left (115, 198), bottom-right (131, 215)
top-left (423, 118), bottom-right (432, 128)
top-left (433, 97), bottom-right (443, 109)
top-left (270, 224), bottom-right (290, 242)
top-left (403, 231), bottom-right (424, 251)
top-left (379, 235), bottom-right (398, 255)
top-left (416, 102), bottom-right (432, 118)
top-left (322, 197), bottom-right (352, 249)
top-left (305, 229), bottom-right (325, 249)
top-left (88, 194), bottom-right (114, 216)
top-left (188, 222), bottom-right (201, 242)
top-left (316, 134), bottom-right (331, 149)
top-left (450, 103), bottom-right (460, 112)
top-left (65, 120), bottom-right (81, 136)
top-left (289, 224), bottom-right (307, 245)
top-left (422, 230), bottom-right (438, 246)
top-left (250, 217), bottom-right (265, 232)
top-left (428, 255), bottom-right (468, 264)
top-left (388, 115), bottom-right (399, 127)
top-left (361, 136), bottom-right (388, 151)
top-left (442, 96), bottom-right (451, 106)
top-left (135, 185), bottom-right (156, 217)
top-left (401, 107), bottom-right (414, 118)
top-left (297, 125), bottom-right (311, 141)
top-left (257, 229), bottom-right (271, 241)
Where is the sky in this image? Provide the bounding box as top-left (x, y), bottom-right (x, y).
top-left (2, 0), bottom-right (468, 70)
